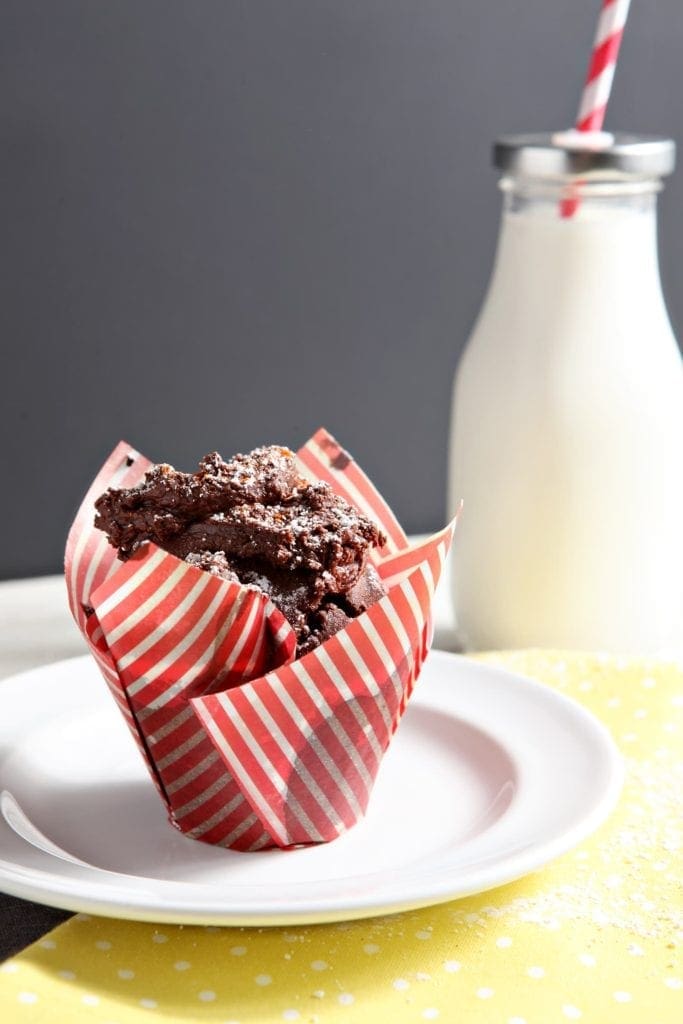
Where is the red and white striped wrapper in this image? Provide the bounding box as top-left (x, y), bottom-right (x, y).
top-left (65, 429), bottom-right (456, 851)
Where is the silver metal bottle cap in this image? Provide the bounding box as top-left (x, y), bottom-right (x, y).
top-left (493, 132), bottom-right (676, 178)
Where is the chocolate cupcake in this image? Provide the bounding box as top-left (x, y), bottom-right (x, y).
top-left (65, 429), bottom-right (456, 850)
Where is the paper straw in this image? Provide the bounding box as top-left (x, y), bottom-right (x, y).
top-left (576, 0), bottom-right (632, 132)
top-left (560, 0), bottom-right (632, 217)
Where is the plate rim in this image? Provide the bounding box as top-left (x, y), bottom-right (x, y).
top-left (0, 651), bottom-right (623, 926)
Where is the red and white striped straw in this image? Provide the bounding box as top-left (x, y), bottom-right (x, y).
top-left (575, 0), bottom-right (632, 133)
top-left (559, 0), bottom-right (631, 218)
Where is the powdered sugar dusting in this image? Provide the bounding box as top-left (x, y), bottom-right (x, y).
top-left (441, 650), bottom-right (683, 943)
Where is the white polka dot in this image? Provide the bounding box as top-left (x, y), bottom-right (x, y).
top-left (508, 1018), bottom-right (527, 1024)
top-left (118, 969), bottom-right (135, 980)
top-left (621, 732), bottom-right (638, 743)
top-left (641, 676), bottom-right (656, 689)
top-left (664, 722), bottom-right (678, 733)
top-left (443, 960), bottom-right (461, 973)
top-left (393, 979), bottom-right (410, 991)
top-left (282, 1012), bottom-right (300, 1021)
top-left (613, 992), bottom-right (632, 1003)
top-left (607, 697), bottom-right (621, 708)
top-left (39, 939), bottom-right (56, 950)
top-left (338, 993), bottom-right (354, 1005)
top-left (140, 998), bottom-right (158, 1009)
top-left (1, 963), bottom-right (19, 974)
top-left (415, 930), bottom-right (432, 940)
top-left (95, 940), bottom-right (112, 951)
top-left (477, 988), bottom-right (494, 999)
top-left (579, 954), bottom-right (596, 967)
top-left (58, 970), bottom-right (76, 981)
top-left (198, 990), bottom-right (216, 1002)
top-left (82, 994), bottom-right (100, 1006)
top-left (563, 1006), bottom-right (582, 1020)
top-left (311, 960), bottom-right (328, 971)
top-left (17, 992), bottom-right (38, 1004)
top-left (312, 990), bottom-right (325, 999)
top-left (152, 933), bottom-right (168, 944)
top-left (231, 946), bottom-right (247, 956)
top-left (174, 961), bottom-right (191, 971)
top-left (671, 694), bottom-right (683, 707)
top-left (255, 974), bottom-right (272, 987)
top-left (634, 708), bottom-right (647, 719)
top-left (422, 1010), bottom-right (439, 1020)
top-left (527, 966), bottom-right (545, 979)
top-left (496, 936), bottom-right (512, 948)
top-left (627, 944), bottom-right (644, 957)
top-left (578, 680), bottom-right (593, 692)
top-left (665, 978), bottom-right (682, 990)
top-left (363, 943), bottom-right (380, 954)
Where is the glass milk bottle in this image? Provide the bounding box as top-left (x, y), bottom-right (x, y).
top-left (447, 133), bottom-right (683, 654)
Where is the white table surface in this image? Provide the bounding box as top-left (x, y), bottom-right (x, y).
top-left (0, 576), bottom-right (86, 679)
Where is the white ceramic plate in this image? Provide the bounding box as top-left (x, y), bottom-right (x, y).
top-left (0, 651), bottom-right (622, 926)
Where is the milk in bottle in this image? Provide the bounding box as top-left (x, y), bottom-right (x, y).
top-left (448, 134), bottom-right (683, 654)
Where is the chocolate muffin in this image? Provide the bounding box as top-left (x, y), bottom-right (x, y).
top-left (94, 445), bottom-right (387, 656)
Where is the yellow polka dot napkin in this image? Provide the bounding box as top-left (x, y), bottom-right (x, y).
top-left (1, 651), bottom-right (681, 1023)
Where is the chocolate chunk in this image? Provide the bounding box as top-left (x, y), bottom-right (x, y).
top-left (342, 563), bottom-right (385, 614)
top-left (297, 602), bottom-right (353, 659)
top-left (295, 564), bottom-right (385, 659)
top-left (184, 550), bottom-right (240, 583)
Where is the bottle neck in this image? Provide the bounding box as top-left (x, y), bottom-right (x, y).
top-left (489, 176), bottom-right (665, 306)
top-left (500, 174), bottom-right (664, 206)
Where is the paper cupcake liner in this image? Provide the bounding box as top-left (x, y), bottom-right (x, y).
top-left (65, 429), bottom-right (456, 850)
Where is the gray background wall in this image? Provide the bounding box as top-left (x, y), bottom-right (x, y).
top-left (2, 1), bottom-right (682, 579)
